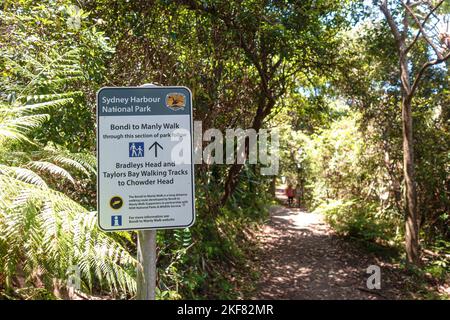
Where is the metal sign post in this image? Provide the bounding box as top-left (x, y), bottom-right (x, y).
top-left (136, 229), bottom-right (156, 300)
top-left (137, 84), bottom-right (157, 301)
top-left (96, 83), bottom-right (195, 300)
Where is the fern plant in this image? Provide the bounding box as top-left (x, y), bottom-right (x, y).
top-left (0, 3), bottom-right (136, 299)
top-left (0, 87), bottom-right (137, 298)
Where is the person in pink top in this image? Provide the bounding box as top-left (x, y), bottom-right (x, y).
top-left (285, 184), bottom-right (295, 207)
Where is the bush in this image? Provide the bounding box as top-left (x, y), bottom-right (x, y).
top-left (314, 199), bottom-right (395, 243)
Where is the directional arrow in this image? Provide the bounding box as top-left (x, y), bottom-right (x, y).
top-left (149, 141), bottom-right (164, 158)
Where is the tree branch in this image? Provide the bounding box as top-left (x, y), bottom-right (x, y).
top-left (404, 0), bottom-right (446, 54)
top-left (403, 0), bottom-right (445, 59)
top-left (380, 0), bottom-right (403, 50)
top-left (410, 50), bottom-right (450, 97)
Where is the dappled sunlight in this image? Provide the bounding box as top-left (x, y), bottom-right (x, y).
top-left (273, 211), bottom-right (325, 232)
top-left (253, 203), bottom-right (405, 300)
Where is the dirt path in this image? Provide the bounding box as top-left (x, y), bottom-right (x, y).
top-left (252, 205), bottom-right (408, 300)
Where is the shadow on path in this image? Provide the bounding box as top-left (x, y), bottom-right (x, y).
top-left (252, 206), bottom-right (406, 300)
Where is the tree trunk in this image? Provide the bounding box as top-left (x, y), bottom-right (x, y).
top-left (270, 175), bottom-right (277, 197)
top-left (380, 0), bottom-right (450, 266)
top-left (398, 47), bottom-right (420, 265)
top-left (402, 95), bottom-right (420, 265)
top-left (221, 97), bottom-right (275, 205)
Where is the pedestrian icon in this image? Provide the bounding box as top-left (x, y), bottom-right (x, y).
top-left (111, 215), bottom-right (122, 227)
top-left (109, 196), bottom-right (123, 210)
top-left (129, 142), bottom-right (144, 157)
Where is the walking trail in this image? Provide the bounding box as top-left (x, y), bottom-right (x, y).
top-left (251, 190), bottom-right (410, 300)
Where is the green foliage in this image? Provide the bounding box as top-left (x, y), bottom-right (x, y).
top-left (155, 169), bottom-right (272, 299)
top-left (423, 239), bottom-right (450, 281)
top-left (2, 0), bottom-right (448, 300)
top-left (0, 1), bottom-right (135, 299)
top-left (286, 15), bottom-right (450, 291)
top-left (314, 199), bottom-right (396, 243)
top-left (0, 175), bottom-right (136, 297)
top-left (1, 1), bottom-right (113, 150)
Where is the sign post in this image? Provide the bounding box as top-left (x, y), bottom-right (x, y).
top-left (136, 228), bottom-right (156, 300)
top-left (96, 85), bottom-right (195, 300)
top-left (136, 83), bottom-right (157, 301)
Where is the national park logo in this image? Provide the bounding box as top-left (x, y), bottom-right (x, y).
top-left (165, 92), bottom-right (186, 111)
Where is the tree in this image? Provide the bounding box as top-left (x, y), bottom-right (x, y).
top-left (176, 0), bottom-right (351, 206)
top-left (379, 0), bottom-right (450, 265)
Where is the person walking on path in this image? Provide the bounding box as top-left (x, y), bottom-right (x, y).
top-left (285, 185), bottom-right (295, 207)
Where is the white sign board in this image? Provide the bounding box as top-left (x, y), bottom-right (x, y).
top-left (97, 87), bottom-right (195, 231)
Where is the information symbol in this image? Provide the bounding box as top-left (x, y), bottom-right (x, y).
top-left (110, 196), bottom-right (123, 210)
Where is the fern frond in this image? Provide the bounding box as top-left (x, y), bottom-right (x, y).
top-left (0, 165), bottom-right (48, 188)
top-left (39, 76), bottom-right (84, 87)
top-left (0, 114), bottom-right (49, 142)
top-left (17, 92), bottom-right (83, 104)
top-left (51, 156), bottom-right (90, 176)
top-left (33, 146), bottom-right (97, 177)
top-left (0, 175), bottom-right (137, 295)
top-left (56, 152), bottom-right (97, 176)
top-left (28, 161), bottom-right (75, 184)
top-left (12, 99), bottom-right (75, 114)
